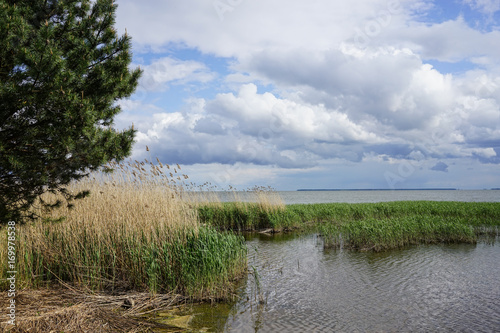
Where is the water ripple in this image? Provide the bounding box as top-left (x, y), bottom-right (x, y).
top-left (224, 234), bottom-right (500, 332)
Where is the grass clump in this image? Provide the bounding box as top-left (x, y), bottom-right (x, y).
top-left (316, 201), bottom-right (500, 251)
top-left (0, 160), bottom-right (247, 300)
top-left (198, 200), bottom-right (500, 251)
top-left (197, 202), bottom-right (291, 231)
top-left (197, 190), bottom-right (292, 231)
top-left (321, 216), bottom-right (477, 251)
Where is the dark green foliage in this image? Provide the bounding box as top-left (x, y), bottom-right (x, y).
top-left (0, 0), bottom-right (141, 222)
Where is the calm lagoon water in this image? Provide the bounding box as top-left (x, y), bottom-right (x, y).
top-left (279, 190), bottom-right (500, 204)
top-left (181, 233), bottom-right (500, 332)
top-left (220, 234), bottom-right (500, 332)
top-left (176, 190), bottom-right (500, 332)
top-left (211, 189), bottom-right (500, 205)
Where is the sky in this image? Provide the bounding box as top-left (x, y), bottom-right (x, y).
top-left (112, 0), bottom-right (500, 190)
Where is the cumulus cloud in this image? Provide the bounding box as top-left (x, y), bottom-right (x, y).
top-left (113, 0), bottom-right (500, 189)
top-left (394, 17), bottom-right (500, 63)
top-left (235, 46), bottom-right (499, 164)
top-left (138, 57), bottom-right (215, 92)
top-left (120, 71), bottom-right (499, 171)
top-left (241, 47), bottom-right (462, 132)
top-left (116, 0), bottom-right (410, 57)
top-left (124, 84), bottom-right (384, 168)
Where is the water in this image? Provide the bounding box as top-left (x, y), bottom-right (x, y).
top-left (169, 191), bottom-right (500, 332)
top-left (278, 190), bottom-right (500, 204)
top-left (206, 190), bottom-right (500, 205)
top-left (186, 234), bottom-right (500, 332)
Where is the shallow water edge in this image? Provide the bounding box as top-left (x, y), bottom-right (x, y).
top-left (163, 233), bottom-right (500, 332)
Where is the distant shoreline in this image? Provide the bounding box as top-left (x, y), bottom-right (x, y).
top-left (296, 188), bottom-right (460, 191)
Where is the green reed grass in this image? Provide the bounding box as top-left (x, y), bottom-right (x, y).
top-left (0, 159), bottom-right (247, 300)
top-left (321, 216), bottom-right (477, 251)
top-left (196, 189), bottom-right (291, 231)
top-left (199, 200), bottom-right (500, 251)
top-left (306, 201), bottom-right (499, 251)
top-left (286, 201), bottom-right (500, 223)
top-left (197, 202), bottom-right (293, 231)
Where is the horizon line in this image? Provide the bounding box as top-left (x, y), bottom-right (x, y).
top-left (296, 188), bottom-right (462, 191)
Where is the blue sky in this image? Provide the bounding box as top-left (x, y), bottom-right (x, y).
top-left (113, 0), bottom-right (500, 190)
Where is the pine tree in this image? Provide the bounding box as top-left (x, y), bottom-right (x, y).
top-left (0, 0), bottom-right (142, 222)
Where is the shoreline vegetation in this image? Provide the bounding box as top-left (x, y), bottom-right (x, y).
top-left (0, 160), bottom-right (248, 332)
top-left (1, 159), bottom-right (499, 331)
top-left (198, 200), bottom-right (500, 251)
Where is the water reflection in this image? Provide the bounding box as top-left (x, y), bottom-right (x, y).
top-left (173, 234), bottom-right (499, 332)
top-left (221, 233), bottom-right (500, 332)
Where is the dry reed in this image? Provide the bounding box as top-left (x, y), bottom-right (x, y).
top-left (0, 159), bottom-right (247, 297)
top-left (0, 287), bottom-right (188, 332)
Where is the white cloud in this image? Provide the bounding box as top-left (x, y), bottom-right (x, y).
top-left (387, 63), bottom-right (455, 130)
top-left (394, 17), bottom-right (500, 63)
top-left (117, 1), bottom-right (500, 69)
top-left (113, 0), bottom-right (500, 189)
top-left (138, 57), bottom-right (215, 92)
top-left (120, 84), bottom-right (385, 167)
top-left (116, 0), bottom-right (410, 57)
top-left (463, 0), bottom-right (500, 15)
top-left (464, 147), bottom-right (497, 158)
